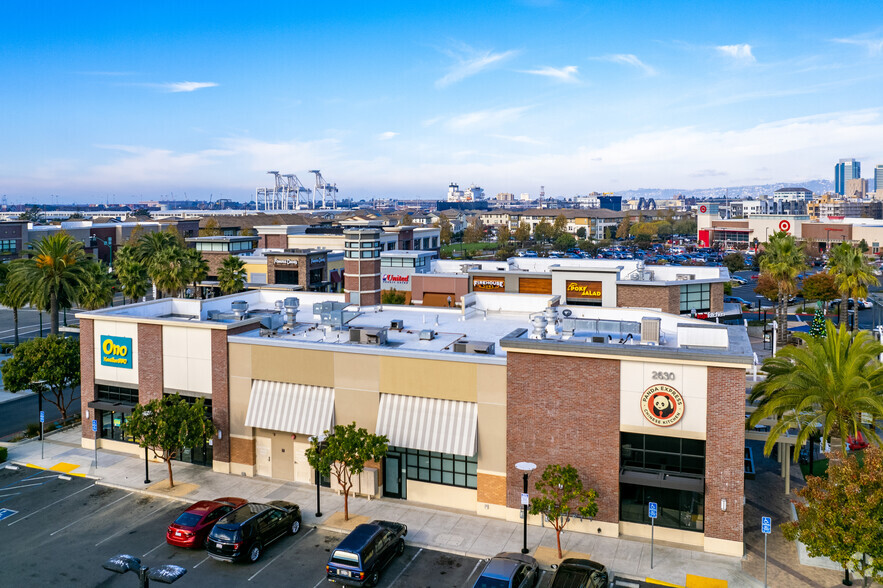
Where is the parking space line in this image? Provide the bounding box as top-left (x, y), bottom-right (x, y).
top-left (387, 547), bottom-right (422, 587)
top-left (248, 527), bottom-right (316, 582)
top-left (0, 468), bottom-right (46, 490)
top-left (2, 482), bottom-right (50, 492)
top-left (465, 558), bottom-right (484, 586)
top-left (8, 483), bottom-right (96, 526)
top-left (49, 492), bottom-right (133, 536)
top-left (0, 493), bottom-right (22, 499)
top-left (142, 540), bottom-right (167, 558)
top-left (192, 555), bottom-right (211, 569)
top-left (311, 578), bottom-right (326, 588)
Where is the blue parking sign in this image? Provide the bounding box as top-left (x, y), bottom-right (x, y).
top-left (762, 516), bottom-right (771, 534)
top-left (648, 502), bottom-right (657, 519)
top-left (92, 419), bottom-right (98, 432)
top-left (39, 411), bottom-right (44, 423)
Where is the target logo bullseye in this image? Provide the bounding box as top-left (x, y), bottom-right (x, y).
top-left (699, 205), bottom-right (707, 213)
top-left (778, 220), bottom-right (791, 232)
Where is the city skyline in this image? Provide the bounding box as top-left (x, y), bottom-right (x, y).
top-left (1, 1), bottom-right (882, 203)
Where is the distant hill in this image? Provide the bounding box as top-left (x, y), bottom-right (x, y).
top-left (616, 179), bottom-right (834, 200)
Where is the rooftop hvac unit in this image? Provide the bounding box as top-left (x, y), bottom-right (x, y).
top-left (314, 301), bottom-right (359, 328)
top-left (675, 274), bottom-right (696, 281)
top-left (260, 314), bottom-right (284, 331)
top-left (591, 336), bottom-right (606, 343)
top-left (390, 319), bottom-right (404, 330)
top-left (206, 309), bottom-right (221, 321)
top-left (641, 317), bottom-right (661, 345)
top-left (349, 327), bottom-right (388, 345)
top-left (453, 340), bottom-right (496, 354)
top-left (283, 297), bottom-right (299, 325)
top-left (231, 300), bottom-right (249, 319)
top-left (419, 329), bottom-right (435, 341)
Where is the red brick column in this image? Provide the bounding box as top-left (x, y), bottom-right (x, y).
top-left (704, 366), bottom-right (745, 543)
top-left (507, 353), bottom-right (621, 524)
top-left (210, 329), bottom-right (231, 463)
top-left (137, 324), bottom-right (163, 403)
top-left (79, 319), bottom-right (96, 440)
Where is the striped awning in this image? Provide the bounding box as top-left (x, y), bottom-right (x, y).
top-left (376, 394), bottom-right (477, 456)
top-left (244, 380), bottom-right (335, 436)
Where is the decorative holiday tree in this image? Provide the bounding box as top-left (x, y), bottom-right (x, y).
top-left (809, 302), bottom-right (826, 338)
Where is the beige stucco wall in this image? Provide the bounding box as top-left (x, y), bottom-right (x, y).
top-left (619, 360), bottom-right (708, 437)
top-left (162, 325), bottom-right (212, 394)
top-left (407, 480), bottom-right (477, 511)
top-left (94, 319), bottom-right (139, 386)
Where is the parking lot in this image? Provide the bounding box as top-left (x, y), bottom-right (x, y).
top-left (0, 465), bottom-right (574, 587)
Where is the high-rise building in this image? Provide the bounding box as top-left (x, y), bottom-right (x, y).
top-left (875, 164), bottom-right (883, 193)
top-left (835, 158), bottom-right (861, 195)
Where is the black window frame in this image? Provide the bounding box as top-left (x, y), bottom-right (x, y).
top-left (391, 445), bottom-right (477, 489)
top-left (96, 384), bottom-right (139, 404)
top-left (620, 432), bottom-right (706, 475)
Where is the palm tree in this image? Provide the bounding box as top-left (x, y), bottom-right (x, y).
top-left (748, 322), bottom-right (883, 458)
top-left (9, 232), bottom-right (88, 335)
top-left (183, 248), bottom-right (209, 298)
top-left (217, 255), bottom-right (246, 295)
top-left (827, 242), bottom-right (879, 331)
top-left (0, 263), bottom-right (28, 346)
top-left (136, 230), bottom-right (183, 298)
top-left (147, 247), bottom-right (189, 298)
top-left (79, 261), bottom-right (115, 310)
top-left (759, 231), bottom-right (805, 344)
top-left (113, 245), bottom-right (149, 303)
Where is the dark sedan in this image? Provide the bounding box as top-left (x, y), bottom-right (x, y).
top-left (205, 501), bottom-right (302, 563)
top-left (549, 558), bottom-right (609, 588)
top-left (166, 497), bottom-right (247, 548)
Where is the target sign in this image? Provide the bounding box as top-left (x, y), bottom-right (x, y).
top-left (778, 220), bottom-right (791, 233)
top-left (699, 205), bottom-right (708, 213)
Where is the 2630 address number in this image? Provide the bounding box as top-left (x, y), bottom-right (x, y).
top-left (651, 371), bottom-right (675, 381)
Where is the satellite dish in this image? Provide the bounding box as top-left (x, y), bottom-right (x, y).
top-left (562, 309), bottom-right (573, 317)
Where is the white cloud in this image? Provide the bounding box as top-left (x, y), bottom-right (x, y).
top-left (158, 81), bottom-right (219, 93)
top-left (446, 106), bottom-right (531, 132)
top-left (716, 44), bottom-right (755, 62)
top-left (490, 134), bottom-right (546, 145)
top-left (832, 36), bottom-right (883, 56)
top-left (519, 65), bottom-right (579, 83)
top-left (377, 132), bottom-right (399, 140)
top-left (435, 44), bottom-right (519, 88)
top-left (595, 54), bottom-right (657, 76)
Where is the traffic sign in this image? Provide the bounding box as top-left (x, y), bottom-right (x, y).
top-left (521, 493), bottom-right (529, 506)
top-left (762, 516), bottom-right (771, 534)
top-left (39, 411), bottom-right (44, 423)
top-left (648, 502), bottom-right (657, 519)
top-left (92, 419), bottom-right (98, 432)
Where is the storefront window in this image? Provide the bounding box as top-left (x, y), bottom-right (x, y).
top-left (680, 283), bottom-right (711, 314)
top-left (620, 484), bottom-right (704, 531)
top-left (100, 410), bottom-right (134, 443)
top-left (96, 384), bottom-right (139, 404)
top-left (621, 433), bottom-right (705, 474)
top-left (391, 446), bottom-right (477, 489)
top-left (164, 394), bottom-right (213, 467)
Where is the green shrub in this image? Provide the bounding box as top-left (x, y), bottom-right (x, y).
top-left (25, 422), bottom-right (40, 438)
top-left (0, 446), bottom-right (7, 462)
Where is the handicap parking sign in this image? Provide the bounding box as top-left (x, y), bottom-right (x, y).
top-left (648, 502), bottom-right (657, 519)
top-left (762, 517), bottom-right (771, 534)
top-left (39, 411), bottom-right (44, 423)
top-left (92, 419), bottom-right (98, 432)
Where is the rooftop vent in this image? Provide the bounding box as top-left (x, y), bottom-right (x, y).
top-left (206, 309), bottom-right (221, 321)
top-left (419, 329), bottom-right (435, 341)
top-left (675, 273), bottom-right (696, 281)
top-left (260, 314), bottom-right (284, 332)
top-left (283, 297), bottom-right (300, 325)
top-left (313, 301), bottom-right (359, 329)
top-left (231, 300), bottom-right (249, 320)
top-left (641, 317), bottom-right (661, 345)
top-left (390, 319), bottom-right (404, 331)
top-left (529, 313), bottom-right (548, 340)
top-left (453, 340), bottom-right (496, 354)
top-left (349, 327), bottom-right (388, 345)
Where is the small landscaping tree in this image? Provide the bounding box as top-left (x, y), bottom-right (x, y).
top-left (801, 271), bottom-right (838, 305)
top-left (381, 289), bottom-right (406, 305)
top-left (809, 303), bottom-right (826, 338)
top-left (124, 394), bottom-right (216, 488)
top-left (528, 464), bottom-right (599, 559)
top-left (1, 335), bottom-right (80, 422)
top-left (723, 252), bottom-right (745, 274)
top-left (514, 222), bottom-right (531, 247)
top-left (782, 446), bottom-right (883, 587)
top-left (306, 422), bottom-right (388, 521)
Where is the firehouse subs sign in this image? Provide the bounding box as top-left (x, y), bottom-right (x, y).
top-left (472, 278), bottom-right (506, 292)
top-left (640, 384), bottom-right (685, 427)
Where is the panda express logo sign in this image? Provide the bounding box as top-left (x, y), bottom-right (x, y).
top-left (640, 384), bottom-right (685, 427)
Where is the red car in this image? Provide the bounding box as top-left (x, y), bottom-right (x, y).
top-left (167, 497), bottom-right (247, 548)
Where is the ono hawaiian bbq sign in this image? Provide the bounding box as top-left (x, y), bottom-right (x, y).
top-left (640, 384), bottom-right (685, 427)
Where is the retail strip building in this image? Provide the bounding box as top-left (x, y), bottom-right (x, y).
top-left (77, 232), bottom-right (752, 557)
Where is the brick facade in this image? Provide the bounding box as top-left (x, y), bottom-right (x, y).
top-left (477, 473), bottom-right (507, 506)
top-left (704, 366), bottom-right (745, 543)
top-left (211, 330), bottom-right (231, 463)
top-left (80, 319), bottom-right (96, 440)
top-left (137, 324), bottom-right (163, 402)
top-left (710, 283), bottom-right (724, 313)
top-left (507, 353), bottom-right (621, 524)
top-left (616, 284), bottom-right (679, 313)
top-left (260, 234), bottom-right (287, 249)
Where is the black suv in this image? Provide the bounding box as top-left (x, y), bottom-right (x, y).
top-left (326, 520), bottom-right (407, 586)
top-left (549, 558), bottom-right (609, 588)
top-left (205, 501), bottom-right (301, 563)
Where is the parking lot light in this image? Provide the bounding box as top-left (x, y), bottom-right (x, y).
top-left (143, 410), bottom-right (152, 485)
top-left (102, 554), bottom-right (187, 587)
top-left (515, 461), bottom-right (537, 554)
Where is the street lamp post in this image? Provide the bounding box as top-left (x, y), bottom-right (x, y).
top-left (515, 461), bottom-right (537, 554)
top-left (312, 433), bottom-right (327, 517)
top-left (142, 411), bottom-right (152, 484)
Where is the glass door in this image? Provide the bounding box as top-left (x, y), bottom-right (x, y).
top-left (383, 453), bottom-right (403, 499)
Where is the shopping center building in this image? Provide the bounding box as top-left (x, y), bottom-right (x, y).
top-left (77, 231), bottom-right (752, 557)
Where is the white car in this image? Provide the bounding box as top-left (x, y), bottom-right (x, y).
top-left (730, 275), bottom-right (748, 285)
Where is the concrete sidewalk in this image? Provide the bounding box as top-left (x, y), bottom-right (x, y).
top-left (2, 427), bottom-right (758, 588)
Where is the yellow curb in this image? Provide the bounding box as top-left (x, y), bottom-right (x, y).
top-left (646, 579), bottom-right (684, 587)
top-left (48, 462), bottom-right (81, 473)
top-left (686, 575), bottom-right (727, 588)
top-left (24, 463), bottom-right (45, 470)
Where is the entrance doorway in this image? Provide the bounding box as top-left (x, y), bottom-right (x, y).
top-left (256, 437), bottom-right (272, 477)
top-left (383, 453), bottom-right (404, 499)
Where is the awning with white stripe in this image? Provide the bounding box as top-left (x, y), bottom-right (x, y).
top-left (244, 380), bottom-right (335, 436)
top-left (376, 394), bottom-right (477, 456)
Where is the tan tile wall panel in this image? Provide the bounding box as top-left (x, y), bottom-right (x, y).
top-left (477, 473), bottom-right (507, 506)
top-left (230, 436), bottom-right (255, 465)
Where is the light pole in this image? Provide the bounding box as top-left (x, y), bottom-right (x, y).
top-left (312, 433), bottom-right (327, 517)
top-left (142, 410), bottom-right (152, 485)
top-left (515, 461), bottom-right (537, 554)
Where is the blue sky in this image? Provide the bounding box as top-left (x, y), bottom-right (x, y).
top-left (1, 1), bottom-right (882, 203)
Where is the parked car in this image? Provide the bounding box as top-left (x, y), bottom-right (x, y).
top-left (829, 298), bottom-right (873, 311)
top-left (167, 497), bottom-right (247, 548)
top-left (724, 296), bottom-right (750, 306)
top-left (205, 501), bottom-right (302, 563)
top-left (473, 552), bottom-right (539, 588)
top-left (549, 558), bottom-right (609, 588)
top-left (326, 520), bottom-right (407, 586)
top-left (730, 275), bottom-right (748, 285)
